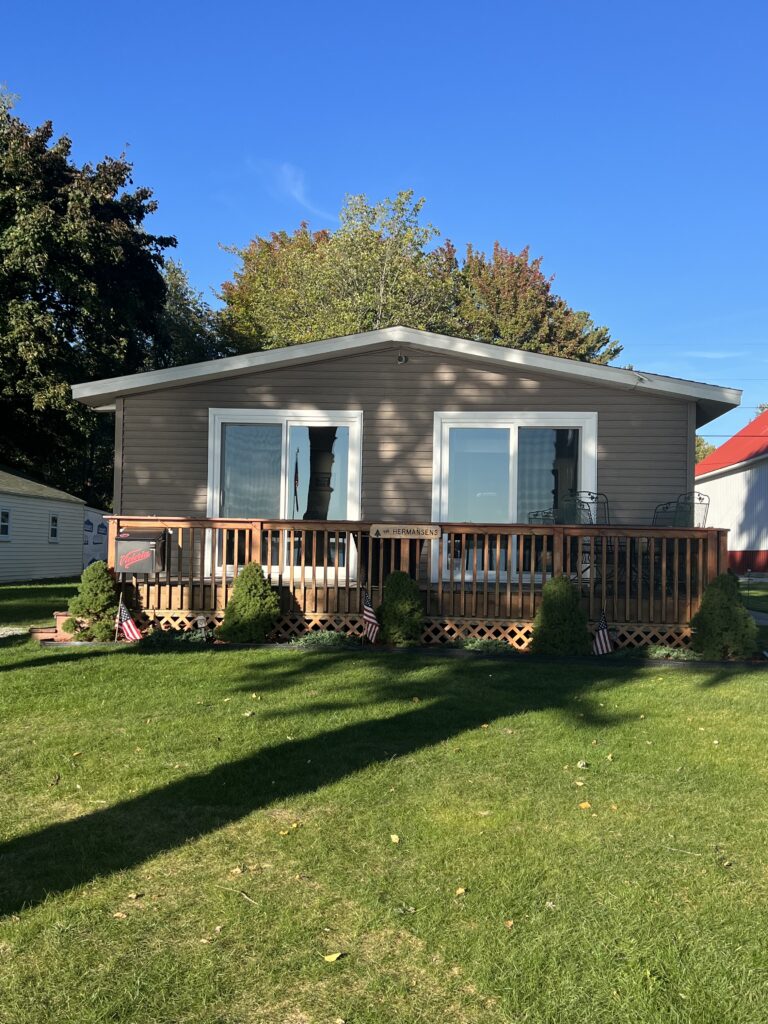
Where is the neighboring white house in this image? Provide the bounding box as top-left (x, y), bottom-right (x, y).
top-left (695, 411), bottom-right (768, 573)
top-left (0, 468), bottom-right (105, 582)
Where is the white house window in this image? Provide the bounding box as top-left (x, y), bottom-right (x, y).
top-left (0, 508), bottom-right (10, 541)
top-left (208, 409), bottom-right (362, 575)
top-left (433, 412), bottom-right (597, 524)
top-left (49, 514), bottom-right (59, 543)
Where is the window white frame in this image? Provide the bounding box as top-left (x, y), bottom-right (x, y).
top-left (0, 508), bottom-right (10, 541)
top-left (431, 411), bottom-right (598, 580)
top-left (48, 513), bottom-right (59, 543)
top-left (207, 409), bottom-right (363, 577)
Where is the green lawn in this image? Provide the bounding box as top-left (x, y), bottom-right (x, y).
top-left (741, 580), bottom-right (768, 615)
top-left (0, 577), bottom-right (79, 626)
top-left (1, 639), bottom-right (767, 1023)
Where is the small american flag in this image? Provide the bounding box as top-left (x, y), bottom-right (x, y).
top-left (116, 595), bottom-right (142, 642)
top-left (362, 588), bottom-right (380, 644)
top-left (592, 608), bottom-right (613, 655)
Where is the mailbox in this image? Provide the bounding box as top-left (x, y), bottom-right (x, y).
top-left (114, 529), bottom-right (167, 575)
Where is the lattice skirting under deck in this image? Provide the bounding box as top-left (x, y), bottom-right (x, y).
top-left (138, 609), bottom-right (692, 650)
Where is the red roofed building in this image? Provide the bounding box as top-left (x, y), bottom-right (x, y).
top-left (696, 411), bottom-right (768, 572)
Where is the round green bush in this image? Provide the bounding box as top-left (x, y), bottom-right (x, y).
top-left (64, 561), bottom-right (120, 641)
top-left (379, 571), bottom-right (423, 646)
top-left (530, 575), bottom-right (592, 656)
top-left (215, 562), bottom-right (280, 643)
top-left (691, 573), bottom-right (758, 660)
top-left (462, 637), bottom-right (516, 656)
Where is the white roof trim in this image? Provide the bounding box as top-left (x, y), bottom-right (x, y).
top-left (695, 451), bottom-right (768, 482)
top-left (71, 325), bottom-right (741, 423)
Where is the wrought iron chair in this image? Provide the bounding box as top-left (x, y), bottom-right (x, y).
top-left (652, 491), bottom-right (709, 528)
top-left (569, 490), bottom-right (610, 526)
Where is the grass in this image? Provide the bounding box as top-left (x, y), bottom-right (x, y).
top-left (0, 577), bottom-right (79, 626)
top-left (741, 579), bottom-right (768, 614)
top-left (1, 640), bottom-right (767, 1022)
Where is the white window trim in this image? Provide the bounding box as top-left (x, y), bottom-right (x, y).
top-left (430, 411), bottom-right (598, 582)
top-left (207, 408), bottom-right (363, 521)
top-left (206, 409), bottom-right (363, 580)
top-left (0, 508), bottom-right (10, 541)
top-left (431, 411), bottom-right (598, 523)
top-left (48, 513), bottom-right (59, 544)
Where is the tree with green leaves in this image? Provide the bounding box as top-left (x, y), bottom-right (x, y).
top-left (155, 260), bottom-right (231, 367)
top-left (695, 436), bottom-right (717, 462)
top-left (220, 190), bottom-right (620, 363)
top-left (0, 92), bottom-right (175, 506)
top-left (221, 192), bottom-right (457, 348)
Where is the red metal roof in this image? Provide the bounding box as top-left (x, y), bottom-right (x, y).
top-left (696, 410), bottom-right (768, 477)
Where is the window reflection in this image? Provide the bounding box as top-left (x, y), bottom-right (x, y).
top-left (517, 428), bottom-right (579, 522)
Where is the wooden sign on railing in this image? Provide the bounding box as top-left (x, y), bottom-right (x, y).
top-left (370, 524), bottom-right (442, 539)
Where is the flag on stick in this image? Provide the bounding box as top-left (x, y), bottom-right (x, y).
top-left (362, 588), bottom-right (380, 644)
top-left (116, 594), bottom-right (142, 642)
top-left (592, 608), bottom-right (613, 655)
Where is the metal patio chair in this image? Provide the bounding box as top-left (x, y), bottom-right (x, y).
top-left (652, 491), bottom-right (709, 528)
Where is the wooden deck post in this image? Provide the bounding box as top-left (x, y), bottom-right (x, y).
top-left (106, 517), bottom-right (118, 571)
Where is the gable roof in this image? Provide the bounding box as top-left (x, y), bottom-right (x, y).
top-left (71, 325), bottom-right (741, 426)
top-left (695, 411), bottom-right (768, 479)
top-left (0, 467), bottom-right (85, 505)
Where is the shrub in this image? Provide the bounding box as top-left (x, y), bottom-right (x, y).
top-left (530, 576), bottom-right (592, 656)
top-left (138, 626), bottom-right (211, 650)
top-left (215, 562), bottom-right (280, 643)
top-left (290, 630), bottom-right (361, 650)
top-left (64, 561), bottom-right (120, 641)
top-left (691, 573), bottom-right (758, 660)
top-left (462, 637), bottom-right (516, 656)
top-left (378, 571), bottom-right (423, 646)
top-left (645, 644), bottom-right (702, 661)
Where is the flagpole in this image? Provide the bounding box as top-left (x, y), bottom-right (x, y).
top-left (114, 592), bottom-right (122, 643)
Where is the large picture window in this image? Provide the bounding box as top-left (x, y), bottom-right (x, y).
top-left (208, 409), bottom-right (362, 574)
top-left (433, 412), bottom-right (597, 524)
top-left (432, 412), bottom-right (597, 578)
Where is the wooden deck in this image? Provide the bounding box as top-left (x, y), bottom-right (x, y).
top-left (107, 518), bottom-right (729, 648)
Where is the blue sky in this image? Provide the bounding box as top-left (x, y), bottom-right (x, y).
top-left (3, 0), bottom-right (766, 442)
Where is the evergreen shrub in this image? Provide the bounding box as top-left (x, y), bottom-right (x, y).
top-left (530, 575), bottom-right (592, 656)
top-left (64, 561), bottom-right (120, 641)
top-left (690, 573), bottom-right (758, 660)
top-left (379, 571), bottom-right (423, 646)
top-left (215, 563), bottom-right (280, 643)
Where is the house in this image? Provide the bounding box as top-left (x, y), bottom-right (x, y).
top-left (72, 325), bottom-right (740, 647)
top-left (0, 468), bottom-right (104, 582)
top-left (695, 410), bottom-right (768, 573)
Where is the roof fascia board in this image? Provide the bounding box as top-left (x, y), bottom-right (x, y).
top-left (71, 324), bottom-right (741, 416)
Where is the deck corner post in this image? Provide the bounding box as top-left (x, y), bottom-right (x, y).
top-left (106, 518), bottom-right (118, 571)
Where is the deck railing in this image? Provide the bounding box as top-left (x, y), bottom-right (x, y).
top-left (107, 517), bottom-right (729, 627)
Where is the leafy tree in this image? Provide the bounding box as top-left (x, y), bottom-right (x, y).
top-left (695, 436), bottom-right (716, 462)
top-left (221, 192), bottom-right (457, 348)
top-left (0, 92), bottom-right (175, 507)
top-left (220, 191), bottom-right (620, 363)
top-left (455, 243), bottom-right (621, 363)
top-left (154, 260), bottom-right (231, 367)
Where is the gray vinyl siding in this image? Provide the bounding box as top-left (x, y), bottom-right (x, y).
top-left (119, 344), bottom-right (694, 526)
top-left (0, 494), bottom-right (84, 582)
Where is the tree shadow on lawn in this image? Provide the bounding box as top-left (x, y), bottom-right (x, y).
top-left (0, 648), bottom-right (732, 917)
